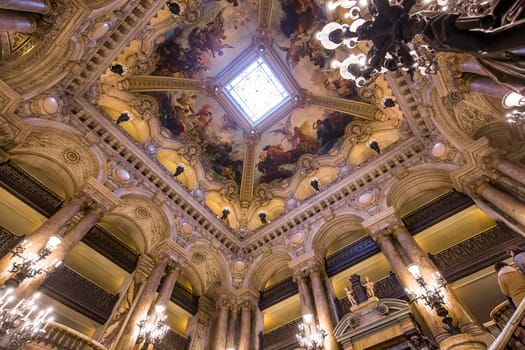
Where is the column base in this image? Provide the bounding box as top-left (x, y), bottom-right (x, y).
top-left (439, 334), bottom-right (487, 350)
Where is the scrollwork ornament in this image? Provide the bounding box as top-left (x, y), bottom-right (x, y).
top-left (375, 301), bottom-right (389, 315)
top-left (348, 314), bottom-right (359, 328)
top-left (345, 121), bottom-right (371, 144)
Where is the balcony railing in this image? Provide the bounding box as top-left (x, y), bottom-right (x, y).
top-left (32, 322), bottom-right (107, 350)
top-left (325, 236), bottom-right (379, 277)
top-left (0, 225), bottom-right (24, 259)
top-left (259, 276), bottom-right (298, 310)
top-left (41, 266), bottom-right (118, 324)
top-left (170, 281), bottom-right (199, 315)
top-left (489, 299), bottom-right (525, 350)
top-left (402, 190), bottom-right (474, 234)
top-left (154, 329), bottom-right (190, 350)
top-left (261, 318), bottom-right (301, 350)
top-left (429, 224), bottom-right (525, 282)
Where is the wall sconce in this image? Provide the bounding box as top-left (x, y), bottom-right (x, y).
top-left (310, 178), bottom-right (320, 192)
top-left (6, 235), bottom-right (63, 288)
top-left (406, 264), bottom-right (460, 335)
top-left (502, 91), bottom-right (525, 109)
top-left (109, 63), bottom-right (127, 75)
top-left (382, 97), bottom-right (397, 108)
top-left (166, 1), bottom-right (181, 15)
top-left (296, 314), bottom-right (326, 350)
top-left (136, 304), bottom-right (169, 348)
top-left (259, 211), bottom-right (268, 225)
top-left (505, 110), bottom-right (525, 125)
top-left (116, 112), bottom-right (132, 125)
top-left (368, 140), bottom-right (381, 154)
top-left (173, 164), bottom-right (185, 177)
top-left (220, 208), bottom-right (230, 221)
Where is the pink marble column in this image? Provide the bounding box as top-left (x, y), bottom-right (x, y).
top-left (117, 258), bottom-right (167, 349)
top-left (226, 305), bottom-right (238, 349)
top-left (214, 301), bottom-right (230, 350)
top-left (0, 0), bottom-right (50, 14)
top-left (468, 76), bottom-right (511, 98)
top-left (0, 198), bottom-right (82, 282)
top-left (393, 224), bottom-right (489, 342)
top-left (477, 182), bottom-right (525, 227)
top-left (496, 159), bottom-right (525, 187)
top-left (309, 267), bottom-right (338, 350)
top-left (155, 265), bottom-right (179, 308)
top-left (238, 301), bottom-right (252, 350)
top-left (293, 271), bottom-right (318, 331)
top-left (0, 9), bottom-right (37, 33)
top-left (15, 208), bottom-right (101, 300)
top-left (460, 58), bottom-right (487, 76)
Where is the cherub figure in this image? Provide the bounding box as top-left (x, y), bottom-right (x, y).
top-left (362, 276), bottom-right (375, 298)
top-left (345, 286), bottom-right (357, 306)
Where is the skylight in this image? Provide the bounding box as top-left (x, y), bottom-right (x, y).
top-left (225, 57), bottom-right (290, 125)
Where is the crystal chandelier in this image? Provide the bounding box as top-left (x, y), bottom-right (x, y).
top-left (0, 290), bottom-right (54, 350)
top-left (405, 264), bottom-right (460, 335)
top-left (6, 235), bottom-right (63, 288)
top-left (296, 314), bottom-right (326, 350)
top-left (136, 304), bottom-right (170, 348)
top-left (316, 0), bottom-right (500, 86)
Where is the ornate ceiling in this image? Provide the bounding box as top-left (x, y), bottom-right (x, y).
top-left (97, 0), bottom-right (404, 238)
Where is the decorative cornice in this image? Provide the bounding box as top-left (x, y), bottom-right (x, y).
top-left (81, 177), bottom-right (122, 212)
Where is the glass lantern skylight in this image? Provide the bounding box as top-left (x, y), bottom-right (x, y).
top-left (225, 57), bottom-right (290, 125)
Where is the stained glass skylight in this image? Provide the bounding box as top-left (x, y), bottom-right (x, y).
top-left (225, 57), bottom-right (290, 125)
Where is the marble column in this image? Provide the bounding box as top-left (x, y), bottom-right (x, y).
top-left (0, 197), bottom-right (82, 281)
top-left (238, 301), bottom-right (252, 350)
top-left (117, 258), bottom-right (168, 349)
top-left (362, 209), bottom-right (452, 344)
top-left (97, 255), bottom-right (154, 349)
top-left (0, 0), bottom-right (50, 14)
top-left (460, 75), bottom-right (510, 98)
top-left (293, 271), bottom-right (318, 330)
top-left (214, 300), bottom-right (230, 350)
top-left (392, 223), bottom-right (487, 339)
top-left (0, 9), bottom-right (37, 33)
top-left (15, 207), bottom-right (102, 300)
top-left (496, 159), bottom-right (525, 187)
top-left (226, 304), bottom-right (239, 349)
top-left (155, 264), bottom-right (179, 308)
top-left (309, 267), bottom-right (338, 350)
top-left (477, 182), bottom-right (525, 227)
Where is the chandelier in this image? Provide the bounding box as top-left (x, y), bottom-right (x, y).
top-left (316, 0), bottom-right (501, 86)
top-left (136, 304), bottom-right (170, 348)
top-left (0, 290), bottom-right (54, 350)
top-left (6, 235), bottom-right (63, 288)
top-left (405, 264), bottom-right (460, 335)
top-left (296, 314), bottom-right (326, 350)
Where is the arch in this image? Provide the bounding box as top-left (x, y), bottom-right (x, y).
top-left (185, 243), bottom-right (232, 295)
top-left (247, 247), bottom-right (293, 290)
top-left (310, 214), bottom-right (365, 257)
top-left (385, 164), bottom-right (457, 213)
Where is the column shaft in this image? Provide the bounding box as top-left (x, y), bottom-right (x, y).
top-left (238, 304), bottom-right (251, 350)
top-left (226, 306), bottom-right (238, 348)
top-left (117, 260), bottom-right (167, 349)
top-left (0, 0), bottom-right (50, 14)
top-left (468, 76), bottom-right (511, 98)
top-left (479, 183), bottom-right (525, 227)
top-left (393, 226), bottom-right (486, 338)
top-left (155, 266), bottom-right (178, 307)
top-left (497, 159), bottom-right (525, 187)
top-left (0, 198), bottom-right (82, 283)
top-left (310, 269), bottom-right (338, 350)
top-left (214, 303), bottom-right (229, 350)
top-left (0, 9), bottom-right (37, 33)
top-left (294, 273), bottom-right (318, 330)
top-left (15, 209), bottom-right (100, 300)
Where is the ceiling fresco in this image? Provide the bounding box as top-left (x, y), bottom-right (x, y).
top-left (98, 0), bottom-right (403, 233)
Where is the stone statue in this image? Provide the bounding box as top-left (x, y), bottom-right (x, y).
top-left (362, 276), bottom-right (375, 298)
top-left (345, 286), bottom-right (357, 306)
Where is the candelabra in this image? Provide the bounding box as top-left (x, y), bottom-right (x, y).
top-left (405, 264), bottom-right (460, 335)
top-left (316, 0), bottom-right (504, 86)
top-left (136, 304), bottom-right (170, 349)
top-left (6, 235), bottom-right (63, 288)
top-left (296, 314), bottom-right (326, 350)
top-left (0, 290), bottom-right (54, 350)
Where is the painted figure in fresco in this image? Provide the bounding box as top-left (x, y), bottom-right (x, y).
top-left (324, 70), bottom-right (358, 99)
top-left (188, 8), bottom-right (233, 58)
top-left (314, 112), bottom-right (353, 154)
